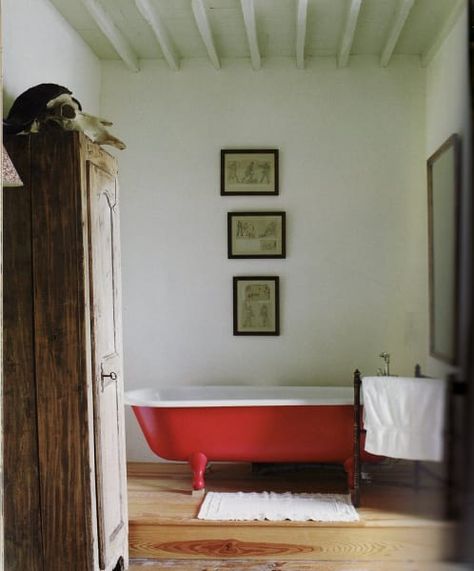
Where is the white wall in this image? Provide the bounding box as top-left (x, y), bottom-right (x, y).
top-left (425, 6), bottom-right (471, 378)
top-left (101, 56), bottom-right (427, 461)
top-left (3, 0), bottom-right (101, 116)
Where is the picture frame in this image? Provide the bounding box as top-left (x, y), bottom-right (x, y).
top-left (228, 212), bottom-right (286, 259)
top-left (221, 149), bottom-right (279, 195)
top-left (427, 134), bottom-right (461, 365)
top-left (233, 276), bottom-right (280, 336)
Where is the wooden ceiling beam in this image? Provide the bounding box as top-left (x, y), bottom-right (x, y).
top-left (296, 0), bottom-right (308, 70)
top-left (240, 0), bottom-right (261, 70)
top-left (80, 0), bottom-right (139, 72)
top-left (135, 0), bottom-right (179, 71)
top-left (380, 0), bottom-right (415, 67)
top-left (191, 0), bottom-right (221, 70)
top-left (337, 0), bottom-right (362, 68)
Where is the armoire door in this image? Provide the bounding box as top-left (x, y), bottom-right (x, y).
top-left (87, 147), bottom-right (128, 570)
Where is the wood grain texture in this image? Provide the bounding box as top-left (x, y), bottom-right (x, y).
top-left (3, 138), bottom-right (43, 571)
top-left (153, 538), bottom-right (314, 557)
top-left (129, 561), bottom-right (465, 571)
top-left (127, 462), bottom-right (454, 562)
top-left (86, 137), bottom-right (118, 176)
top-left (129, 524), bottom-right (451, 561)
top-left (28, 132), bottom-right (95, 570)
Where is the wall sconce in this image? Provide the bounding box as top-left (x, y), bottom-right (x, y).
top-left (2, 145), bottom-right (23, 187)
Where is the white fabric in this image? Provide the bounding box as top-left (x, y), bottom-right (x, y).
top-left (197, 491), bottom-right (359, 522)
top-left (362, 376), bottom-right (447, 462)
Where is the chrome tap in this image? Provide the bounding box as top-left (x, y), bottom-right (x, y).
top-left (377, 352), bottom-right (391, 376)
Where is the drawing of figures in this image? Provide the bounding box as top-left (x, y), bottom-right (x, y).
top-left (260, 304), bottom-right (269, 327)
top-left (258, 161), bottom-right (271, 184)
top-left (236, 220), bottom-right (256, 238)
top-left (244, 222), bottom-right (256, 238)
top-left (245, 284), bottom-right (270, 301)
top-left (227, 161), bottom-right (239, 184)
top-left (259, 221), bottom-right (277, 238)
top-left (222, 151), bottom-right (278, 195)
top-left (242, 161), bottom-right (257, 184)
top-left (260, 240), bottom-right (277, 251)
top-left (242, 299), bottom-right (255, 327)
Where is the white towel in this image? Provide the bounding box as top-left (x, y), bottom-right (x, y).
top-left (362, 376), bottom-right (447, 462)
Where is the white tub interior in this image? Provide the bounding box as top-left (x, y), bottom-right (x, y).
top-left (125, 385), bottom-right (355, 408)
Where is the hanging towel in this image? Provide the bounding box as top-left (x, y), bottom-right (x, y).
top-left (362, 376), bottom-right (447, 462)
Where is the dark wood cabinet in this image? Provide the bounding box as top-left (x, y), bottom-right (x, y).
top-left (4, 132), bottom-right (128, 570)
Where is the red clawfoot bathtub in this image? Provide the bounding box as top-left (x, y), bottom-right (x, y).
top-left (126, 386), bottom-right (379, 494)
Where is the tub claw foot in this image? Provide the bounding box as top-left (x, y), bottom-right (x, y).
top-left (189, 452), bottom-right (208, 492)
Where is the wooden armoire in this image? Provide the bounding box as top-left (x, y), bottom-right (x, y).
top-left (4, 132), bottom-right (129, 570)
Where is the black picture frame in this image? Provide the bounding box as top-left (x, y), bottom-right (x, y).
top-left (227, 211), bottom-right (286, 259)
top-left (233, 276), bottom-right (280, 336)
top-left (221, 149), bottom-right (279, 195)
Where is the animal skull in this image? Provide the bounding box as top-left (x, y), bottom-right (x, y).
top-left (43, 93), bottom-right (126, 150)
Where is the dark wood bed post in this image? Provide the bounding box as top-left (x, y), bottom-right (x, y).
top-left (445, 373), bottom-right (466, 519)
top-left (353, 369), bottom-right (362, 507)
top-left (446, 373), bottom-right (456, 519)
top-left (414, 364), bottom-right (422, 490)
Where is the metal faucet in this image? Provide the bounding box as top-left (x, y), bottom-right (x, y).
top-left (377, 352), bottom-right (391, 376)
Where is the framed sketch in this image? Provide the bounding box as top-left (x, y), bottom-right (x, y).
top-left (228, 212), bottom-right (286, 259)
top-left (427, 134), bottom-right (461, 364)
top-left (233, 276), bottom-right (280, 336)
top-left (221, 149), bottom-right (279, 195)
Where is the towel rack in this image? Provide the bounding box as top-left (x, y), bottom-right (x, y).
top-left (352, 365), bottom-right (466, 516)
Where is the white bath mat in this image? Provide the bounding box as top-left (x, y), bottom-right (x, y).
top-left (197, 492), bottom-right (359, 522)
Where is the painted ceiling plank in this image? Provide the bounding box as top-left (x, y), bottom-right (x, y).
top-left (191, 0), bottom-right (221, 70)
top-left (240, 0), bottom-right (261, 70)
top-left (80, 0), bottom-right (139, 72)
top-left (380, 0), bottom-right (415, 67)
top-left (135, 0), bottom-right (180, 71)
top-left (337, 0), bottom-right (362, 68)
top-left (421, 0), bottom-right (465, 67)
top-left (296, 0), bottom-right (308, 70)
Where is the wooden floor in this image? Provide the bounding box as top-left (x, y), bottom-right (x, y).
top-left (127, 460), bottom-right (457, 569)
top-left (128, 562), bottom-right (466, 570)
top-left (128, 559), bottom-right (466, 571)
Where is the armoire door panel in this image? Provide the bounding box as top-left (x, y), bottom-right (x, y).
top-left (87, 159), bottom-right (128, 570)
top-left (91, 180), bottom-right (117, 359)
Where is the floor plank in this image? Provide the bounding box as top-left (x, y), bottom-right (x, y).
top-left (129, 562), bottom-right (466, 571)
top-left (127, 461), bottom-right (455, 564)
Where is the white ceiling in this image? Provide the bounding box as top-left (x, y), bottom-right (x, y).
top-left (48, 0), bottom-right (464, 71)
